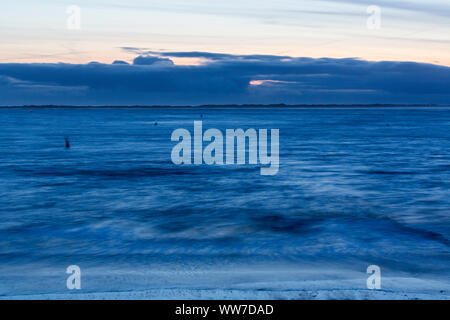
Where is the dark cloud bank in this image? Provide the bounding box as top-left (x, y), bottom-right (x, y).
top-left (0, 51), bottom-right (449, 106)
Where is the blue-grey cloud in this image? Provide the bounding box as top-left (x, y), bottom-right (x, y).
top-left (133, 55), bottom-right (174, 66)
top-left (0, 52), bottom-right (449, 106)
top-left (112, 60), bottom-right (130, 65)
top-left (127, 50), bottom-right (292, 62)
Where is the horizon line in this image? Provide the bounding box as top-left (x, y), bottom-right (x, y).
top-left (1, 104), bottom-right (449, 109)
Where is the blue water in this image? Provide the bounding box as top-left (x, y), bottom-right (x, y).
top-left (0, 107), bottom-right (449, 298)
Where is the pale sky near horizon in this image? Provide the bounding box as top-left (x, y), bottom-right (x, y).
top-left (1, 0), bottom-right (450, 66)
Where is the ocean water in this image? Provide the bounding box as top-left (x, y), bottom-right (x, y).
top-left (0, 107), bottom-right (449, 299)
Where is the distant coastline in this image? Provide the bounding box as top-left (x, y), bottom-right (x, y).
top-left (1, 104), bottom-right (448, 109)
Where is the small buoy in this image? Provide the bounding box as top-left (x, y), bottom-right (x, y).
top-left (154, 122), bottom-right (158, 126)
top-left (65, 137), bottom-right (70, 149)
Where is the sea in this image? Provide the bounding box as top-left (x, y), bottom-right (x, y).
top-left (0, 106), bottom-right (449, 299)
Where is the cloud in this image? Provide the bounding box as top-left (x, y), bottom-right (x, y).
top-left (133, 55), bottom-right (174, 66)
top-left (0, 52), bottom-right (449, 106)
top-left (122, 49), bottom-right (292, 62)
top-left (112, 60), bottom-right (130, 65)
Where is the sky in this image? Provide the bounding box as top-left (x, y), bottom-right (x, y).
top-left (0, 0), bottom-right (449, 105)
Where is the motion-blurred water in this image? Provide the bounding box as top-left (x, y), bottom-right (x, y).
top-left (0, 107), bottom-right (449, 298)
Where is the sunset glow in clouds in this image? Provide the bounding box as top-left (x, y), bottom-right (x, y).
top-left (0, 0), bottom-right (449, 105)
top-left (1, 0), bottom-right (449, 65)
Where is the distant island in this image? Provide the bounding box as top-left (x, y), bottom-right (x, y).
top-left (1, 104), bottom-right (447, 108)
